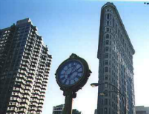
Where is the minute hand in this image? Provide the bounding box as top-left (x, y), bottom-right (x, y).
top-left (69, 67), bottom-right (82, 76)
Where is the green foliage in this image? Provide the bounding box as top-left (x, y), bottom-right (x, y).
top-left (72, 109), bottom-right (81, 114)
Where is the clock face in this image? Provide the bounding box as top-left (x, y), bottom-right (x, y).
top-left (58, 60), bottom-right (84, 86)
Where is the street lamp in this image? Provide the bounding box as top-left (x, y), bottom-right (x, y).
top-left (91, 82), bottom-right (127, 114)
top-left (144, 2), bottom-right (149, 5)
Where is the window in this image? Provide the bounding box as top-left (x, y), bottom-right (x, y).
top-left (106, 9), bottom-right (110, 12)
top-left (107, 14), bottom-right (110, 19)
top-left (107, 13), bottom-right (112, 20)
top-left (104, 53), bottom-right (108, 58)
top-left (105, 47), bottom-right (110, 52)
top-left (106, 21), bottom-right (109, 26)
top-left (104, 60), bottom-right (108, 65)
top-left (105, 84), bottom-right (108, 88)
top-left (105, 40), bottom-right (109, 45)
top-left (106, 27), bottom-right (110, 32)
top-left (104, 108), bottom-right (108, 114)
top-left (104, 99), bottom-right (108, 105)
top-left (105, 75), bottom-right (108, 80)
top-left (105, 67), bottom-right (108, 72)
top-left (105, 47), bottom-right (108, 51)
top-left (106, 34), bottom-right (110, 39)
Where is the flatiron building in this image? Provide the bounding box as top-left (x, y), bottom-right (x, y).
top-left (0, 18), bottom-right (52, 114)
top-left (97, 3), bottom-right (135, 114)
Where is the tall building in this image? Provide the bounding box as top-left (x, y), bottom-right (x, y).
top-left (97, 2), bottom-right (135, 114)
top-left (136, 106), bottom-right (149, 114)
top-left (0, 18), bottom-right (52, 114)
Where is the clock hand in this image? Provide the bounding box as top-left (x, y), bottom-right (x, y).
top-left (73, 66), bottom-right (82, 73)
top-left (64, 65), bottom-right (76, 79)
top-left (68, 67), bottom-right (82, 78)
top-left (67, 66), bottom-right (77, 79)
top-left (71, 64), bottom-right (77, 73)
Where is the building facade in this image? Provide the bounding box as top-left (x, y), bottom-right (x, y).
top-left (0, 18), bottom-right (52, 114)
top-left (136, 106), bottom-right (149, 114)
top-left (53, 104), bottom-right (64, 114)
top-left (97, 2), bottom-right (135, 114)
top-left (52, 104), bottom-right (81, 114)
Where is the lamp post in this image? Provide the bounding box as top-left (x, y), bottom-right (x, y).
top-left (91, 82), bottom-right (126, 114)
top-left (144, 2), bottom-right (149, 5)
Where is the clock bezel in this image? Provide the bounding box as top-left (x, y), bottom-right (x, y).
top-left (55, 54), bottom-right (91, 93)
top-left (57, 59), bottom-right (84, 87)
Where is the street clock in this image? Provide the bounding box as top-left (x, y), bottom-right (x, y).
top-left (55, 53), bottom-right (91, 114)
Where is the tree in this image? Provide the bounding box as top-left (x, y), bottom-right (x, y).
top-left (72, 109), bottom-right (81, 114)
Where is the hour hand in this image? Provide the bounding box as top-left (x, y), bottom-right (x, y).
top-left (71, 65), bottom-right (77, 73)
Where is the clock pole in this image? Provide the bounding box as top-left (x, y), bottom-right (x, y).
top-left (62, 91), bottom-right (76, 114)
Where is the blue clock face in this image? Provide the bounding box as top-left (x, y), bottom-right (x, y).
top-left (58, 60), bottom-right (84, 86)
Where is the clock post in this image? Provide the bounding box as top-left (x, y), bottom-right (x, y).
top-left (55, 54), bottom-right (91, 114)
top-left (62, 91), bottom-right (76, 114)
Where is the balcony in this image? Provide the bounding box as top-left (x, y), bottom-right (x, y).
top-left (22, 59), bottom-right (30, 64)
top-left (36, 80), bottom-right (42, 85)
top-left (43, 80), bottom-right (48, 84)
top-left (34, 87), bottom-right (41, 92)
top-left (43, 77), bottom-right (48, 80)
top-left (28, 75), bottom-right (34, 80)
top-left (41, 87), bottom-right (46, 90)
top-left (18, 70), bottom-right (27, 76)
top-left (31, 95), bottom-right (39, 99)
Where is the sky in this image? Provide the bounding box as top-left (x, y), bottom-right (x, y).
top-left (0, 0), bottom-right (149, 114)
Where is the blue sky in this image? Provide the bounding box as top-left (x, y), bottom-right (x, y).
top-left (1, 0), bottom-right (149, 114)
